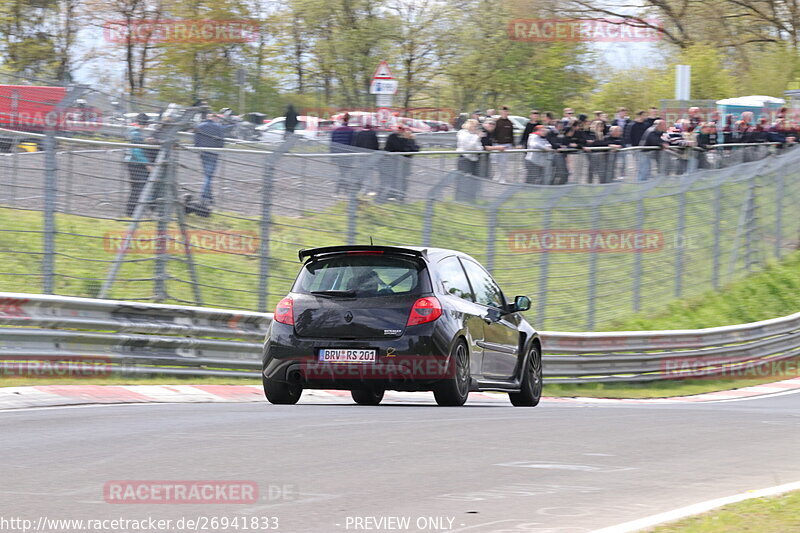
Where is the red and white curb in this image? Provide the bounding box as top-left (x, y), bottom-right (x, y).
top-left (1, 377), bottom-right (800, 410)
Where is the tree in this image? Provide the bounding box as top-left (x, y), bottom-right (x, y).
top-left (384, 0), bottom-right (461, 111)
top-left (0, 0), bottom-right (59, 78)
top-left (444, 0), bottom-right (593, 114)
top-left (561, 0), bottom-right (800, 97)
top-left (84, 0), bottom-right (167, 96)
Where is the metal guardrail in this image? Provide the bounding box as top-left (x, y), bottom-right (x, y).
top-left (1, 292), bottom-right (797, 384)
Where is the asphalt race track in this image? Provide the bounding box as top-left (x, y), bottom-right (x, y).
top-left (2, 392), bottom-right (799, 533)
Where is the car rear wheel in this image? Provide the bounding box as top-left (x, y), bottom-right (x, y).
top-left (263, 374), bottom-right (302, 405)
top-left (509, 344), bottom-right (542, 407)
top-left (433, 340), bottom-right (470, 406)
top-left (351, 388), bottom-right (385, 405)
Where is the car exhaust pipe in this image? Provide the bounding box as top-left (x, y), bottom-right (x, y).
top-left (288, 370), bottom-right (303, 384)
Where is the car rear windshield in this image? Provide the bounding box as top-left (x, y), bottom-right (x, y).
top-left (294, 254), bottom-right (425, 297)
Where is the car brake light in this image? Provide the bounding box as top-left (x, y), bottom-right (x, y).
top-left (274, 297), bottom-right (294, 325)
top-left (407, 297), bottom-right (442, 326)
top-left (346, 251), bottom-right (384, 255)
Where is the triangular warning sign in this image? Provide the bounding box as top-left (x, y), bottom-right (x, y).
top-left (372, 61), bottom-right (394, 80)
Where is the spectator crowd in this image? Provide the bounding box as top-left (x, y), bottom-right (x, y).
top-left (123, 101), bottom-right (800, 217)
top-left (455, 105), bottom-right (799, 185)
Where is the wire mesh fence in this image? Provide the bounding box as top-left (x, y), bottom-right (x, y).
top-left (0, 83), bottom-right (799, 331)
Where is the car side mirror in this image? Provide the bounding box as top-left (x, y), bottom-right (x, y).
top-left (512, 295), bottom-right (531, 313)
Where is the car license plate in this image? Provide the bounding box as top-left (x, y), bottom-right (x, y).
top-left (318, 349), bottom-right (376, 363)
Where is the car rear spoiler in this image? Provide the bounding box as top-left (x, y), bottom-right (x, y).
top-left (298, 245), bottom-right (427, 262)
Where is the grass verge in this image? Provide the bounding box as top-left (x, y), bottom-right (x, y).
top-left (647, 490), bottom-right (800, 533)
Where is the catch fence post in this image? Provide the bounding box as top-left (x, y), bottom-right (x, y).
top-left (422, 171), bottom-right (460, 247)
top-left (485, 186), bottom-right (522, 274)
top-left (586, 184), bottom-right (621, 331)
top-left (42, 85), bottom-right (89, 294)
top-left (775, 173), bottom-right (784, 260)
top-left (258, 137), bottom-right (297, 312)
top-left (712, 178), bottom-right (723, 290)
top-left (674, 186), bottom-right (687, 298)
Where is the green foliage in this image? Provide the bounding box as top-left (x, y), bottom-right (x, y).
top-left (611, 250), bottom-right (800, 331)
top-left (574, 42), bottom-right (736, 114)
top-left (444, 3), bottom-right (593, 114)
top-left (737, 44), bottom-right (800, 97)
top-left (0, 0), bottom-right (58, 78)
top-left (147, 0), bottom-right (256, 104)
top-left (678, 42), bottom-right (736, 100)
top-left (569, 68), bottom-right (672, 115)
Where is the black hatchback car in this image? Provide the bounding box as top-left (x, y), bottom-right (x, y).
top-left (262, 245), bottom-right (542, 407)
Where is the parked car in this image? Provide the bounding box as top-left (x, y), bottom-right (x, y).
top-left (262, 245), bottom-right (542, 407)
top-left (330, 111), bottom-right (433, 132)
top-left (256, 116), bottom-right (334, 142)
top-left (423, 120), bottom-right (451, 132)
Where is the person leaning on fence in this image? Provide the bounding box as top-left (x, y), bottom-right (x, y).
top-left (353, 123), bottom-right (380, 151)
top-left (697, 122), bottom-right (721, 169)
top-left (353, 123), bottom-right (380, 196)
top-left (638, 119), bottom-right (668, 181)
top-left (456, 119), bottom-right (483, 175)
top-left (455, 119), bottom-right (484, 201)
top-left (524, 125), bottom-right (552, 185)
top-left (665, 119), bottom-right (696, 175)
top-left (479, 120), bottom-right (508, 180)
top-left (331, 113), bottom-right (356, 195)
top-left (381, 124), bottom-right (419, 202)
top-left (492, 106), bottom-right (515, 182)
top-left (603, 125), bottom-right (626, 181)
top-left (688, 107), bottom-right (703, 132)
top-left (551, 119), bottom-right (583, 185)
top-left (585, 119), bottom-right (608, 184)
top-left (123, 118), bottom-right (153, 217)
top-left (519, 110), bottom-right (542, 148)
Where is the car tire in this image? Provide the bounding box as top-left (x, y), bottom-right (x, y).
top-left (351, 389), bottom-right (384, 405)
top-left (433, 340), bottom-right (470, 406)
top-left (509, 343), bottom-right (542, 407)
top-left (263, 374), bottom-right (302, 405)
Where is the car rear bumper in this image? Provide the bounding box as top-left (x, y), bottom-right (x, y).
top-left (263, 323), bottom-right (456, 390)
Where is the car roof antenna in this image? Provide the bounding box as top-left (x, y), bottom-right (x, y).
top-left (369, 236), bottom-right (373, 245)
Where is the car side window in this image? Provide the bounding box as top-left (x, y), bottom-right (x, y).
top-left (461, 259), bottom-right (505, 309)
top-left (437, 257), bottom-right (474, 302)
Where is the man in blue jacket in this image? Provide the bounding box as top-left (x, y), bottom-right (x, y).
top-left (194, 114), bottom-right (227, 208)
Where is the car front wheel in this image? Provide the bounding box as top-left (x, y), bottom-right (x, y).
top-left (509, 344), bottom-right (542, 407)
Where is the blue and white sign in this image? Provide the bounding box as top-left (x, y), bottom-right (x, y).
top-left (370, 79), bottom-right (398, 95)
